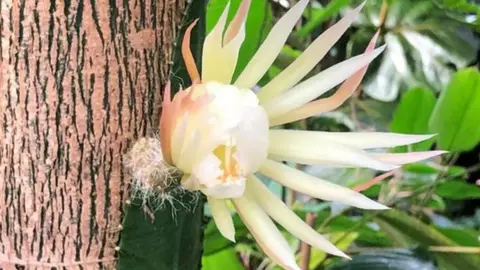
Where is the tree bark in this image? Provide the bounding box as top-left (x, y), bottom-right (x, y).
top-left (0, 0), bottom-right (186, 268)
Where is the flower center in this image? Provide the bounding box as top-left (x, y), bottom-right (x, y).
top-left (213, 143), bottom-right (240, 182)
top-left (167, 81), bottom-right (269, 198)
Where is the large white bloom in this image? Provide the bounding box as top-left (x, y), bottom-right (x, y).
top-left (159, 0), bottom-right (444, 269)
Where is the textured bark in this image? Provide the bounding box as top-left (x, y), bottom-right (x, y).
top-left (0, 0), bottom-right (186, 269)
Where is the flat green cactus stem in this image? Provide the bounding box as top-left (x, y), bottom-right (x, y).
top-left (118, 1), bottom-right (207, 269)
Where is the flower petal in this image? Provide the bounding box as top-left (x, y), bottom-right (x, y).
top-left (257, 2), bottom-right (366, 103)
top-left (234, 0), bottom-right (309, 88)
top-left (233, 106), bottom-right (269, 174)
top-left (233, 194), bottom-right (300, 270)
top-left (371, 151), bottom-right (446, 165)
top-left (269, 129), bottom-right (436, 149)
top-left (202, 3), bottom-right (243, 83)
top-left (182, 20), bottom-right (201, 84)
top-left (270, 31), bottom-right (379, 125)
top-left (268, 130), bottom-right (398, 171)
top-left (224, 0), bottom-right (251, 44)
top-left (247, 175), bottom-right (350, 258)
top-left (259, 160), bottom-right (388, 209)
top-left (208, 197), bottom-right (236, 242)
top-left (262, 45), bottom-right (386, 119)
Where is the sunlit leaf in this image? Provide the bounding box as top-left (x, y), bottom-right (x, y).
top-left (390, 87), bottom-right (437, 151)
top-left (202, 247), bottom-right (244, 270)
top-left (429, 68), bottom-right (480, 152)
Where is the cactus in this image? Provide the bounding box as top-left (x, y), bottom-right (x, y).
top-left (118, 1), bottom-right (207, 269)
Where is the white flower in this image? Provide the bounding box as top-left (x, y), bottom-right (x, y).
top-left (159, 0), bottom-right (445, 269)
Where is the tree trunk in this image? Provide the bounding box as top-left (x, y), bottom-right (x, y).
top-left (0, 0), bottom-right (186, 268)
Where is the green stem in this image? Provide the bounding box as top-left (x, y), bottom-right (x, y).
top-left (117, 1), bottom-right (208, 269)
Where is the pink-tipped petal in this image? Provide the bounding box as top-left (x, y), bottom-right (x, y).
top-left (234, 0), bottom-right (309, 88)
top-left (262, 45), bottom-right (386, 119)
top-left (224, 0), bottom-right (251, 45)
top-left (257, 2), bottom-right (366, 103)
top-left (268, 130), bottom-right (436, 149)
top-left (353, 170), bottom-right (396, 192)
top-left (371, 151), bottom-right (447, 165)
top-left (268, 130), bottom-right (398, 171)
top-left (259, 160), bottom-right (389, 209)
top-left (202, 3), bottom-right (230, 82)
top-left (182, 19), bottom-right (201, 84)
top-left (270, 32), bottom-right (380, 126)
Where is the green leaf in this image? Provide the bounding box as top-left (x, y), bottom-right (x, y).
top-left (390, 87), bottom-right (437, 151)
top-left (436, 180), bottom-right (480, 199)
top-left (328, 248), bottom-right (437, 270)
top-left (376, 209), bottom-right (480, 270)
top-left (206, 0), bottom-right (273, 80)
top-left (202, 248), bottom-right (244, 270)
top-left (437, 227), bottom-right (480, 246)
top-left (429, 68), bottom-right (480, 152)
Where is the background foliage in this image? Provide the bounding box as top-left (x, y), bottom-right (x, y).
top-left (201, 0), bottom-right (480, 269)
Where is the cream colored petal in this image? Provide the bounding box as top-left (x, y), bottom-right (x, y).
top-left (371, 151), bottom-right (446, 165)
top-left (224, 0), bottom-right (251, 44)
top-left (270, 31), bottom-right (379, 126)
top-left (233, 194), bottom-right (300, 270)
top-left (247, 175), bottom-right (350, 258)
top-left (202, 3), bottom-right (240, 83)
top-left (233, 106), bottom-right (269, 174)
top-left (208, 197), bottom-right (236, 242)
top-left (201, 178), bottom-right (247, 199)
top-left (234, 0), bottom-right (309, 88)
top-left (269, 129), bottom-right (436, 149)
top-left (262, 45), bottom-right (386, 119)
top-left (257, 3), bottom-right (366, 103)
top-left (259, 160), bottom-right (388, 209)
top-left (268, 131), bottom-right (398, 171)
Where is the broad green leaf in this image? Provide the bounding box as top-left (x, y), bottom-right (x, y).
top-left (202, 248), bottom-right (244, 270)
top-left (390, 87), bottom-right (437, 151)
top-left (206, 0), bottom-right (273, 80)
top-left (328, 248), bottom-right (437, 270)
top-left (376, 209), bottom-right (480, 270)
top-left (436, 180), bottom-right (480, 199)
top-left (429, 68), bottom-right (480, 152)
